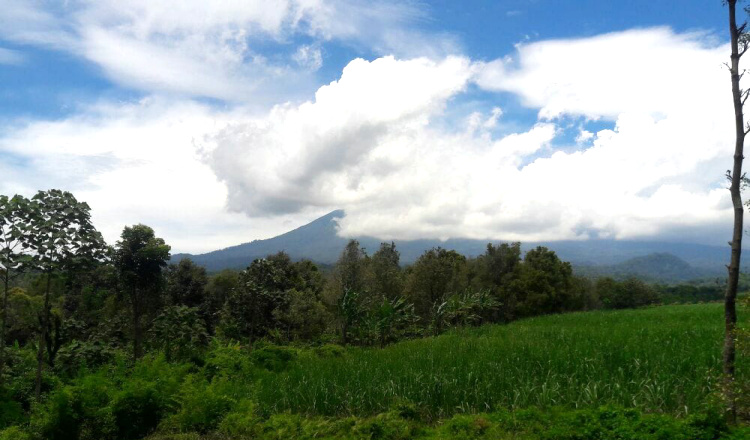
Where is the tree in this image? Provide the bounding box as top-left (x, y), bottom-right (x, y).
top-left (405, 247), bottom-right (467, 319)
top-left (336, 289), bottom-right (366, 344)
top-left (114, 224), bottom-right (170, 360)
top-left (205, 269), bottom-right (239, 333)
top-left (724, 0), bottom-right (747, 423)
top-left (370, 296), bottom-right (417, 347)
top-left (335, 240), bottom-right (370, 294)
top-left (509, 247), bottom-right (573, 317)
top-left (222, 257), bottom-right (285, 345)
top-left (150, 305), bottom-right (207, 362)
top-left (27, 189), bottom-right (106, 399)
top-left (165, 258), bottom-right (209, 331)
top-left (0, 194), bottom-right (33, 384)
top-left (371, 242), bottom-right (404, 300)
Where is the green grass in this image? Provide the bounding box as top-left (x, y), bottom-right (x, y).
top-left (255, 304), bottom-right (747, 419)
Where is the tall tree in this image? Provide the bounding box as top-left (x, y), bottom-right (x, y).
top-left (405, 247), bottom-right (467, 319)
top-left (114, 225), bottom-right (170, 360)
top-left (0, 194), bottom-right (33, 384)
top-left (335, 240), bottom-right (370, 294)
top-left (724, 0), bottom-right (747, 423)
top-left (27, 190), bottom-right (106, 399)
top-left (165, 258), bottom-right (208, 308)
top-left (371, 242), bottom-right (403, 300)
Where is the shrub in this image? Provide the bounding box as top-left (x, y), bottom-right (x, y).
top-left (111, 381), bottom-right (166, 440)
top-left (202, 341), bottom-right (254, 381)
top-left (30, 387), bottom-right (82, 440)
top-left (0, 387), bottom-right (23, 429)
top-left (0, 426), bottom-right (31, 440)
top-left (217, 399), bottom-right (262, 438)
top-left (165, 376), bottom-right (235, 434)
top-left (250, 346), bottom-right (297, 372)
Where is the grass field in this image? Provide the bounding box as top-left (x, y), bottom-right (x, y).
top-left (255, 304), bottom-right (747, 419)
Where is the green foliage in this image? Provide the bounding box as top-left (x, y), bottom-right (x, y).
top-left (256, 304), bottom-right (746, 419)
top-left (370, 296), bottom-right (419, 347)
top-left (216, 399), bottom-right (262, 438)
top-left (509, 246), bottom-right (574, 317)
top-left (405, 248), bottom-right (467, 320)
top-left (596, 277), bottom-right (659, 309)
top-left (250, 345), bottom-right (297, 372)
top-left (0, 426), bottom-right (31, 440)
top-left (336, 289), bottom-right (367, 344)
top-left (150, 306), bottom-right (208, 362)
top-left (114, 224), bottom-right (171, 360)
top-left (27, 189), bottom-right (107, 272)
top-left (164, 375), bottom-right (235, 434)
top-left (273, 288), bottom-right (330, 341)
top-left (335, 240), bottom-right (371, 294)
top-left (0, 386), bottom-right (23, 428)
top-left (313, 344), bottom-right (346, 359)
top-left (164, 259), bottom-right (207, 309)
top-left (371, 242), bottom-right (404, 300)
top-left (55, 339), bottom-right (117, 377)
top-left (202, 341), bottom-right (254, 381)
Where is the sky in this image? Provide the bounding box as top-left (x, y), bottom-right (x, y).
top-left (0, 0), bottom-right (740, 253)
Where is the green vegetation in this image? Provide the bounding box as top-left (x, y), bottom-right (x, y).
top-left (255, 304), bottom-right (744, 418)
top-left (1, 190), bottom-right (748, 439)
top-left (0, 304), bottom-right (747, 439)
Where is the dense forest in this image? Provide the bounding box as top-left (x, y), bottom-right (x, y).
top-left (0, 190), bottom-right (746, 440)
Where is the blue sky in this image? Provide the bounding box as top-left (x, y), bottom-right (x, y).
top-left (0, 0), bottom-right (739, 252)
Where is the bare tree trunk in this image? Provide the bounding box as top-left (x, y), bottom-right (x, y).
top-left (725, 0), bottom-right (745, 425)
top-left (34, 272), bottom-right (52, 400)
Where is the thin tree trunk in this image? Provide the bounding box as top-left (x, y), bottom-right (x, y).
top-left (0, 271), bottom-right (9, 385)
top-left (34, 271), bottom-right (52, 400)
top-left (724, 0), bottom-right (744, 425)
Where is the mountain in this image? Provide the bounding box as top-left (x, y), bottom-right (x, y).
top-left (573, 253), bottom-right (718, 282)
top-left (172, 210), bottom-right (733, 279)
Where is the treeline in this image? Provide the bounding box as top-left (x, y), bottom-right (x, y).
top-left (0, 191), bottom-right (721, 401)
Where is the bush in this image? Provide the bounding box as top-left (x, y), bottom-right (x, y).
top-left (250, 346), bottom-right (297, 372)
top-left (165, 376), bottom-right (235, 434)
top-left (217, 399), bottom-right (262, 438)
top-left (202, 340), bottom-right (254, 381)
top-left (0, 426), bottom-right (31, 440)
top-left (30, 387), bottom-right (83, 440)
top-left (111, 381), bottom-right (166, 440)
top-left (0, 387), bottom-right (23, 429)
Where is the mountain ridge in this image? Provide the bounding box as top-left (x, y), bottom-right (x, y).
top-left (172, 210), bottom-right (734, 280)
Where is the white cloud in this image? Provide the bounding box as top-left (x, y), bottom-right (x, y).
top-left (0, 24), bottom-right (739, 250)
top-left (208, 55), bottom-right (475, 216)
top-left (475, 27), bottom-right (727, 120)
top-left (293, 44), bottom-right (323, 71)
top-left (0, 0), bottom-right (445, 101)
top-left (0, 98), bottom-right (330, 252)
top-left (208, 28), bottom-right (738, 245)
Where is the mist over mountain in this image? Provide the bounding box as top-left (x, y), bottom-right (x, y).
top-left (171, 210), bottom-right (732, 281)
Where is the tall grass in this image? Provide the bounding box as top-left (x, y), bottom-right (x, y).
top-left (255, 304), bottom-right (747, 419)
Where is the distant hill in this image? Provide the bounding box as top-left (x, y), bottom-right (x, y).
top-left (573, 253), bottom-right (719, 283)
top-left (172, 210), bottom-right (735, 280)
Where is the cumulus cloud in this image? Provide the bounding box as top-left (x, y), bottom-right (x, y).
top-left (207, 27), bottom-right (738, 245)
top-left (0, 23), bottom-right (738, 249)
top-left (475, 27), bottom-right (727, 120)
top-left (0, 98), bottom-right (329, 252)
